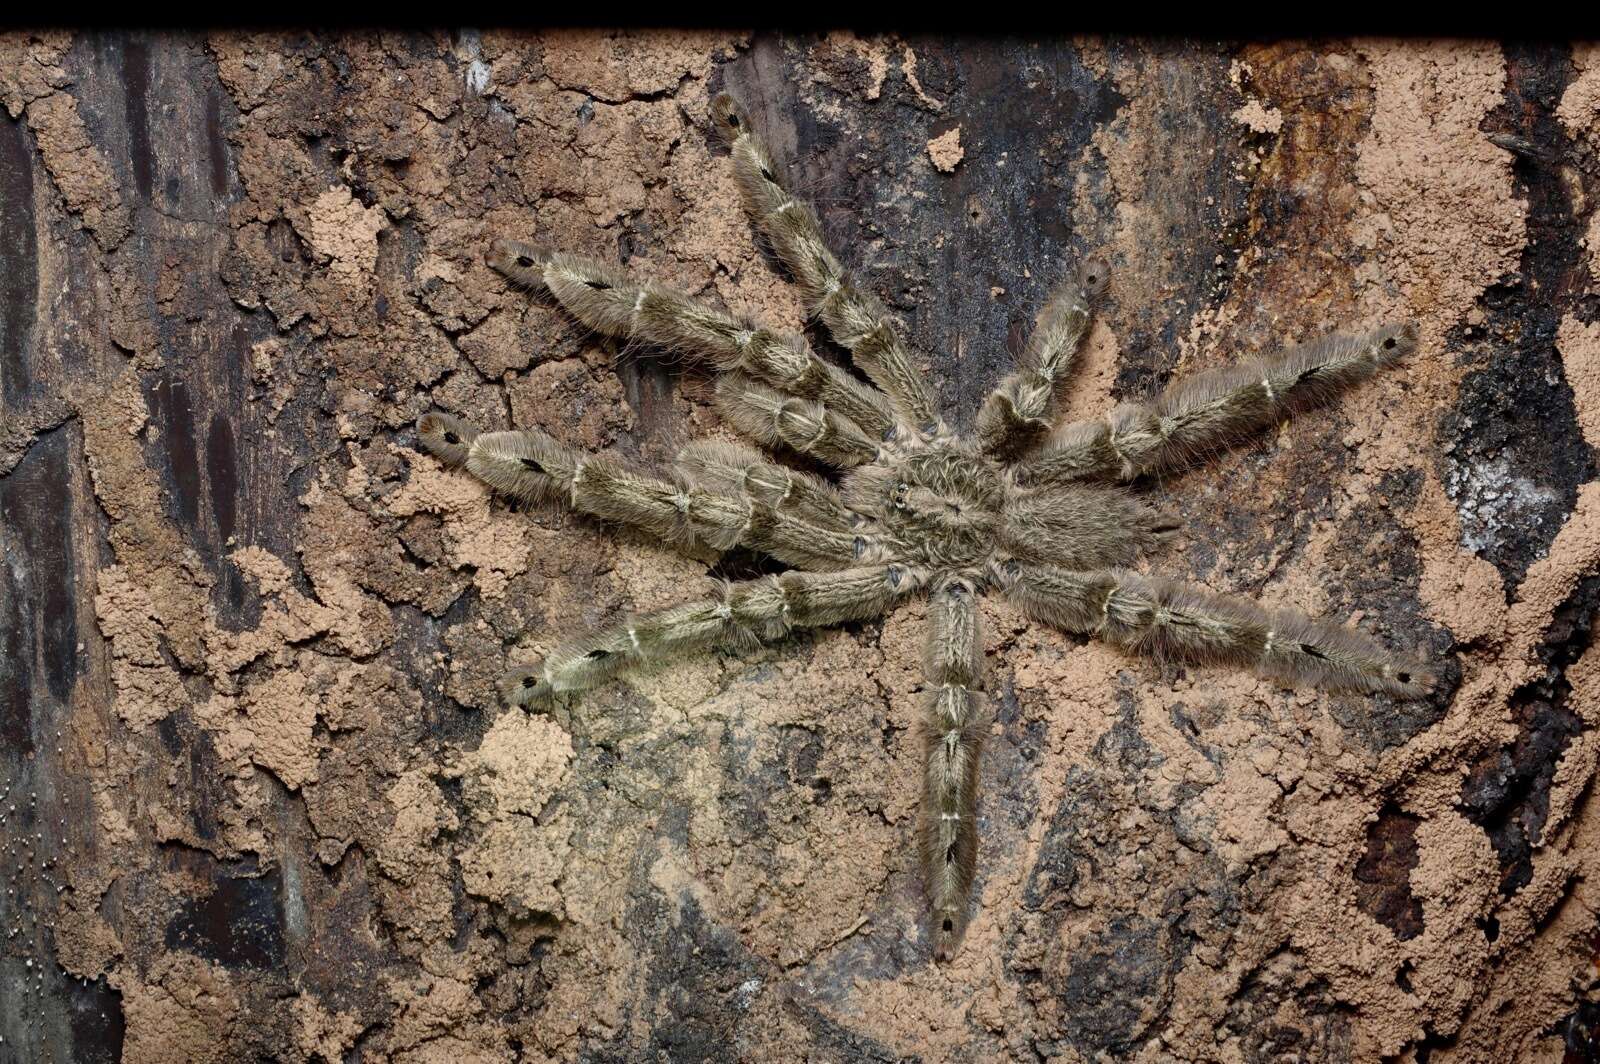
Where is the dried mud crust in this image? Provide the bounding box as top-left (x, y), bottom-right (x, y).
top-left (0, 30), bottom-right (1597, 1064)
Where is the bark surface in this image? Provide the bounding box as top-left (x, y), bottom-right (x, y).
top-left (1, 31), bottom-right (1598, 1064)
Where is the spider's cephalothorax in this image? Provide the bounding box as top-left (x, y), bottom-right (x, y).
top-left (418, 93), bottom-right (1436, 964)
top-left (850, 443), bottom-right (1006, 572)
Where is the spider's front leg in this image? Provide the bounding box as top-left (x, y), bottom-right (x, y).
top-left (501, 564), bottom-right (923, 706)
top-left (486, 241), bottom-right (894, 467)
top-left (710, 94), bottom-right (939, 432)
top-left (920, 576), bottom-right (986, 962)
top-left (1019, 324), bottom-right (1418, 485)
top-left (994, 561), bottom-right (1434, 698)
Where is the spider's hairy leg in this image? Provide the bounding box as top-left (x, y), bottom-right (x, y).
top-left (920, 577), bottom-right (986, 963)
top-left (714, 373), bottom-right (880, 469)
top-left (710, 94), bottom-right (939, 432)
top-left (487, 240), bottom-right (896, 441)
top-left (501, 564), bottom-right (924, 705)
top-left (418, 417), bottom-right (882, 570)
top-left (977, 259), bottom-right (1108, 460)
top-left (994, 562), bottom-right (1435, 698)
top-left (675, 439), bottom-right (856, 531)
top-left (999, 482), bottom-right (1178, 570)
top-left (1018, 324), bottom-right (1420, 485)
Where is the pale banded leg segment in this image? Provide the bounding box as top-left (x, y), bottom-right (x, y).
top-left (995, 562), bottom-right (1434, 698)
top-left (977, 259), bottom-right (1107, 460)
top-left (920, 577), bottom-right (986, 963)
top-left (501, 565), bottom-right (923, 705)
top-left (417, 414), bottom-right (885, 570)
top-left (674, 439), bottom-right (856, 532)
top-left (714, 373), bottom-right (879, 468)
top-left (711, 94), bottom-right (940, 432)
top-left (486, 241), bottom-right (895, 440)
top-left (1018, 324), bottom-right (1419, 486)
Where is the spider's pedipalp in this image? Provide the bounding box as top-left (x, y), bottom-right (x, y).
top-left (1020, 323), bottom-right (1420, 485)
top-left (501, 565), bottom-right (920, 706)
top-left (997, 562), bottom-right (1436, 698)
top-left (920, 577), bottom-right (986, 963)
top-left (978, 259), bottom-right (1106, 460)
top-left (712, 92), bottom-right (939, 431)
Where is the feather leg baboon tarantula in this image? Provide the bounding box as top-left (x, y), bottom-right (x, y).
top-left (418, 93), bottom-right (1435, 962)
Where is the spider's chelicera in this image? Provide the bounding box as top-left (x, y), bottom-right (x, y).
top-left (418, 94), bottom-right (1435, 963)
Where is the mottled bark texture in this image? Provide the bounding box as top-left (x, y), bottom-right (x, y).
top-left (1, 30), bottom-right (1598, 1064)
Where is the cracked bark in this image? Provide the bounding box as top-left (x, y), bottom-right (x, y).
top-left (1, 30), bottom-right (1598, 1064)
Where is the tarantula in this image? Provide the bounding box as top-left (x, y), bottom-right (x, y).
top-left (417, 94), bottom-right (1435, 963)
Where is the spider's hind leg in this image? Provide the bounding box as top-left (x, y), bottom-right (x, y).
top-left (1020, 324), bottom-right (1419, 486)
top-left (995, 561), bottom-right (1435, 698)
top-left (920, 577), bottom-right (986, 963)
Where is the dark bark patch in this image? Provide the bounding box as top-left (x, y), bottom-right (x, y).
top-left (0, 425), bottom-right (82, 752)
top-left (1060, 913), bottom-right (1171, 1057)
top-left (1353, 804), bottom-right (1425, 941)
top-left (163, 866), bottom-right (287, 971)
top-left (1442, 43), bottom-right (1598, 591)
top-left (66, 974), bottom-right (125, 1064)
top-left (1558, 991), bottom-right (1600, 1063)
top-left (1459, 575), bottom-right (1598, 898)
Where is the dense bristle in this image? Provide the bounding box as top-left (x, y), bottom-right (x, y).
top-left (416, 412), bottom-right (477, 468)
top-left (709, 92), bottom-right (750, 143)
top-left (485, 238), bottom-right (554, 291)
top-left (465, 430), bottom-right (571, 504)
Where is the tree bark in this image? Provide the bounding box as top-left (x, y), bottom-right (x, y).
top-left (1, 30), bottom-right (1597, 1064)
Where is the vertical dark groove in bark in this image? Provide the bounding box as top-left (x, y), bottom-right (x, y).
top-left (0, 425), bottom-right (80, 732)
top-left (204, 87), bottom-right (229, 198)
top-left (120, 36), bottom-right (155, 202)
top-left (0, 110), bottom-right (37, 406)
top-left (205, 412), bottom-right (238, 544)
top-left (149, 376), bottom-right (203, 530)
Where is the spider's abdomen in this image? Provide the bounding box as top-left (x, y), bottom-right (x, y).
top-left (998, 483), bottom-right (1178, 571)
